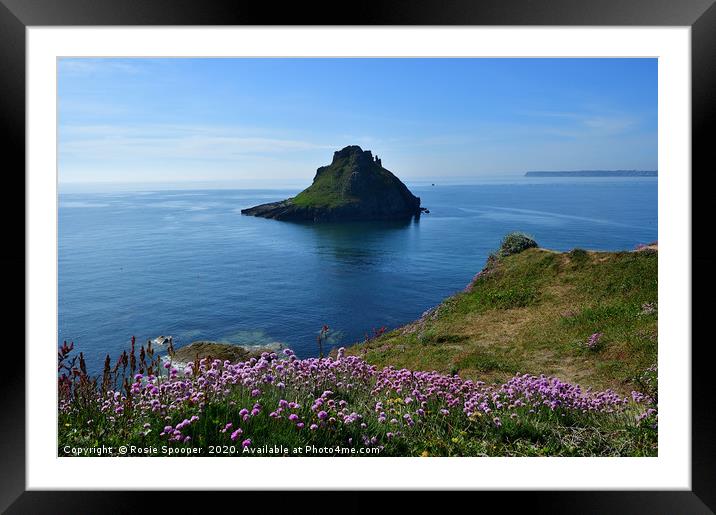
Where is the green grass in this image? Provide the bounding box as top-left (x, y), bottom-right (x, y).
top-left (349, 247), bottom-right (657, 393)
top-left (291, 152), bottom-right (402, 209)
top-left (292, 158), bottom-right (359, 208)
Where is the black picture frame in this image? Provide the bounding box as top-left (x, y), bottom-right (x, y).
top-left (2, 0), bottom-right (714, 512)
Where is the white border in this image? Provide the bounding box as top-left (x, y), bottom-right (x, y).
top-left (27, 27), bottom-right (691, 490)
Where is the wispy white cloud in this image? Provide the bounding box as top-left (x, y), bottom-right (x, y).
top-left (59, 99), bottom-right (129, 118)
top-left (59, 59), bottom-right (143, 76)
top-left (60, 124), bottom-right (338, 162)
top-left (580, 115), bottom-right (638, 134)
top-left (517, 109), bottom-right (641, 137)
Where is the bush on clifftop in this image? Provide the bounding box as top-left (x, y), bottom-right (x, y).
top-left (499, 232), bottom-right (538, 257)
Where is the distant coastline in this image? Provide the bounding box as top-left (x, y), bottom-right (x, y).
top-left (525, 170), bottom-right (657, 177)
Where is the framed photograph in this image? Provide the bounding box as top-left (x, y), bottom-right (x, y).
top-left (4, 0), bottom-right (714, 511)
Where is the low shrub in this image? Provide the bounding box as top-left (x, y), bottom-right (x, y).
top-left (499, 232), bottom-right (538, 257)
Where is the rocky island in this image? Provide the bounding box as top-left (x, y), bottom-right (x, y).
top-left (241, 145), bottom-right (423, 222)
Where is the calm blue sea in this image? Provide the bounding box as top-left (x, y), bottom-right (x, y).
top-left (59, 178), bottom-right (657, 372)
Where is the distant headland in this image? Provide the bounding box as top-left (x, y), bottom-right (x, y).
top-left (525, 170), bottom-right (657, 177)
top-left (241, 145), bottom-right (423, 222)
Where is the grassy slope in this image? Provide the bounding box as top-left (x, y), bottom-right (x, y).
top-left (292, 157), bottom-right (357, 208)
top-left (348, 247), bottom-right (657, 394)
top-left (291, 156), bottom-right (397, 209)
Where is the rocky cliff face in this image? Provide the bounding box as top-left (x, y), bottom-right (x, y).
top-left (241, 145), bottom-right (422, 222)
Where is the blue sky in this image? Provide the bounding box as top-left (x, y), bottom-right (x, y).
top-left (58, 58), bottom-right (657, 187)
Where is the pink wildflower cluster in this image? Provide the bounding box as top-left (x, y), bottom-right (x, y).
top-left (60, 345), bottom-right (651, 451)
top-left (585, 332), bottom-right (603, 350)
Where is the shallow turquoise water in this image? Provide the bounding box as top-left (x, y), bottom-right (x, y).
top-left (59, 178), bottom-right (657, 372)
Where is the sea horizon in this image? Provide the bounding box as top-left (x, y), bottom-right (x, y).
top-left (58, 173), bottom-right (656, 194)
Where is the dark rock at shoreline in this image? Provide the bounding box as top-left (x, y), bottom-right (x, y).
top-left (241, 145), bottom-right (422, 222)
top-left (171, 341), bottom-right (272, 364)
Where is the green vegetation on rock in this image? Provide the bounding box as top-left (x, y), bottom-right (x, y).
top-left (498, 231), bottom-right (539, 257)
top-left (349, 246), bottom-right (657, 394)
